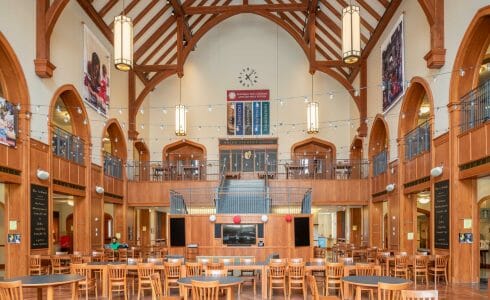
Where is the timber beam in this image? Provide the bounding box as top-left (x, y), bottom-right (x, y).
top-left (184, 3), bottom-right (308, 15)
top-left (418, 0), bottom-right (446, 68)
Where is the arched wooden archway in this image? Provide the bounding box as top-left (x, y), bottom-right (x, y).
top-left (369, 115), bottom-right (390, 158)
top-left (102, 119), bottom-right (128, 161)
top-left (162, 139), bottom-right (207, 162)
top-left (134, 140), bottom-right (150, 181)
top-left (349, 136), bottom-right (363, 179)
top-left (291, 137), bottom-right (336, 179)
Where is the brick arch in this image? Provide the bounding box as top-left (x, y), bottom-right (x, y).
top-left (398, 76), bottom-right (435, 139)
top-left (102, 118), bottom-right (128, 161)
top-left (48, 84), bottom-right (91, 143)
top-left (449, 5), bottom-right (490, 134)
top-left (369, 114), bottom-right (390, 159)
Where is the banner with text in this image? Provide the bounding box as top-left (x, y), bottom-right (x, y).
top-left (227, 90), bottom-right (270, 136)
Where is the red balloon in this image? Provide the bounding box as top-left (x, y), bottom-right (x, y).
top-left (285, 214), bottom-right (293, 222)
top-left (233, 215), bottom-right (241, 224)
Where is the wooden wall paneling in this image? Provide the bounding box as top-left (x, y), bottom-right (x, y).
top-left (29, 140), bottom-right (50, 186)
top-left (458, 132), bottom-right (471, 165)
top-left (5, 145), bottom-right (21, 171)
top-left (140, 209), bottom-right (150, 247)
top-left (470, 125), bottom-right (487, 161)
top-left (91, 164), bottom-right (103, 249)
top-left (434, 133), bottom-right (449, 181)
top-left (0, 144), bottom-right (7, 166)
top-left (113, 203), bottom-right (125, 242)
top-left (370, 202), bottom-right (383, 248)
top-left (388, 160), bottom-right (400, 251)
top-left (350, 207), bottom-right (362, 246)
top-left (337, 211), bottom-right (345, 239)
top-left (126, 207), bottom-right (135, 245)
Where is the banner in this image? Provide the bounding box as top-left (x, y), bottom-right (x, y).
top-left (227, 90), bottom-right (269, 136)
top-left (262, 102), bottom-right (270, 135)
top-left (253, 102), bottom-right (261, 135)
top-left (235, 102), bottom-right (243, 135)
top-left (244, 102), bottom-right (253, 135)
top-left (227, 90), bottom-right (269, 101)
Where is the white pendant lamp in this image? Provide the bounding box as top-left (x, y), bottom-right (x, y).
top-left (175, 77), bottom-right (187, 136)
top-left (307, 75), bottom-right (319, 134)
top-left (113, 0), bottom-right (133, 71)
top-left (342, 4), bottom-right (361, 64)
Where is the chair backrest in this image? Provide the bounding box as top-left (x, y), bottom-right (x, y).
top-left (150, 273), bottom-right (164, 300)
top-left (268, 263), bottom-right (286, 278)
top-left (186, 262), bottom-right (203, 276)
top-left (147, 257), bottom-right (163, 264)
top-left (414, 255), bottom-right (428, 268)
top-left (0, 280), bottom-right (23, 300)
top-left (378, 282), bottom-right (411, 300)
top-left (339, 257), bottom-right (354, 265)
top-left (164, 262), bottom-right (181, 279)
top-left (401, 289), bottom-right (438, 300)
top-left (71, 254), bottom-right (83, 264)
top-left (326, 262), bottom-right (344, 277)
top-left (355, 263), bottom-right (375, 276)
top-left (29, 255), bottom-right (41, 267)
top-left (108, 264), bottom-right (127, 280)
top-left (289, 258), bottom-right (303, 263)
top-left (191, 280), bottom-right (219, 300)
top-left (205, 269), bottom-right (228, 277)
top-left (434, 255), bottom-right (448, 268)
top-left (73, 251), bottom-right (83, 256)
top-left (306, 275), bottom-right (320, 300)
top-left (167, 257), bottom-right (184, 264)
top-left (127, 257), bottom-right (143, 265)
top-left (206, 262), bottom-right (224, 270)
top-left (50, 257), bottom-right (62, 268)
top-left (395, 255), bottom-right (409, 268)
top-left (309, 258), bottom-right (325, 265)
top-left (137, 263), bottom-right (155, 280)
top-left (70, 263), bottom-right (89, 278)
top-left (288, 262), bottom-right (305, 278)
top-left (118, 248), bottom-right (128, 260)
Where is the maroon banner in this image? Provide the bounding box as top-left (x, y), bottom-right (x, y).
top-left (227, 90), bottom-right (270, 101)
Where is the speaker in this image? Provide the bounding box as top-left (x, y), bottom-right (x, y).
top-left (294, 217), bottom-right (310, 247)
top-left (169, 218), bottom-right (186, 247)
top-left (257, 223), bottom-right (264, 238)
top-left (214, 224), bottom-right (221, 238)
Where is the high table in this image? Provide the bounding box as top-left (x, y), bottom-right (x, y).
top-left (177, 276), bottom-right (243, 300)
top-left (342, 275), bottom-right (411, 300)
top-left (3, 274), bottom-right (83, 300)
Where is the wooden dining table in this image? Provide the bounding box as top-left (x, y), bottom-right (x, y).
top-left (342, 275), bottom-right (411, 300)
top-left (177, 276), bottom-right (243, 300)
top-left (2, 274), bottom-right (84, 300)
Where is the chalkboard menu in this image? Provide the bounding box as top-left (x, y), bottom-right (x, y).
top-left (434, 180), bottom-right (450, 249)
top-left (30, 184), bottom-right (49, 249)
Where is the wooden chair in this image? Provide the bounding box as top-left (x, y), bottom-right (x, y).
top-left (108, 264), bottom-right (128, 300)
top-left (325, 262), bottom-right (343, 298)
top-left (137, 263), bottom-right (155, 300)
top-left (391, 255), bottom-right (409, 279)
top-left (401, 289), bottom-right (438, 300)
top-left (29, 255), bottom-right (48, 275)
top-left (191, 280), bottom-right (219, 300)
top-left (205, 262), bottom-right (224, 271)
top-left (0, 280), bottom-right (23, 300)
top-left (306, 275), bottom-right (339, 300)
top-left (428, 255), bottom-right (448, 285)
top-left (127, 258), bottom-right (143, 294)
top-left (70, 254), bottom-right (84, 264)
top-left (268, 262), bottom-right (287, 298)
top-left (288, 262), bottom-right (306, 300)
top-left (367, 248), bottom-right (378, 263)
top-left (118, 248), bottom-right (128, 262)
top-left (355, 263), bottom-right (376, 299)
top-left (377, 282), bottom-right (411, 300)
top-left (377, 252), bottom-right (391, 275)
top-left (164, 261), bottom-right (182, 296)
top-left (218, 258), bottom-right (234, 275)
top-left (412, 255), bottom-right (429, 286)
top-left (104, 249), bottom-right (116, 262)
top-left (71, 263), bottom-right (98, 300)
top-left (185, 262), bottom-right (203, 276)
top-left (309, 258), bottom-right (326, 291)
top-left (238, 257), bottom-right (257, 296)
top-left (50, 256), bottom-right (70, 274)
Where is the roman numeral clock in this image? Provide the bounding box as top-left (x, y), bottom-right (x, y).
top-left (238, 67), bottom-right (258, 87)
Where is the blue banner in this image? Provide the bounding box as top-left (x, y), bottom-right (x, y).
top-left (262, 102), bottom-right (270, 135)
top-left (235, 103), bottom-right (243, 135)
top-left (253, 102), bottom-right (261, 135)
top-left (244, 102), bottom-right (253, 135)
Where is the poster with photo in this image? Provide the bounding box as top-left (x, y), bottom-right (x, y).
top-left (83, 25), bottom-right (110, 117)
top-left (226, 90), bottom-right (270, 136)
top-left (0, 97), bottom-right (17, 147)
top-left (381, 15), bottom-right (404, 113)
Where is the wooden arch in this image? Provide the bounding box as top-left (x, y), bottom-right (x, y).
top-left (290, 137), bottom-right (336, 161)
top-left (162, 139), bottom-right (207, 162)
top-left (102, 119), bottom-right (128, 161)
top-left (449, 5), bottom-right (490, 135)
top-left (417, 0), bottom-right (445, 68)
top-left (48, 84), bottom-right (91, 143)
top-left (369, 114), bottom-right (390, 158)
top-left (398, 76), bottom-right (435, 139)
top-left (133, 140), bottom-right (150, 162)
top-left (129, 11), bottom-right (360, 139)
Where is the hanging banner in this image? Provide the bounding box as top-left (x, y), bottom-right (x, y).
top-left (262, 102), bottom-right (270, 135)
top-left (227, 90), bottom-right (269, 101)
top-left (244, 102), bottom-right (253, 135)
top-left (235, 102), bottom-right (243, 135)
top-left (253, 102), bottom-right (261, 135)
top-left (227, 103), bottom-right (235, 135)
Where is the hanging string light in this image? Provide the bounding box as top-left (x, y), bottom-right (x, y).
top-left (175, 77), bottom-right (187, 136)
top-left (113, 0), bottom-right (133, 71)
top-left (342, 3), bottom-right (361, 64)
top-left (307, 74), bottom-right (319, 134)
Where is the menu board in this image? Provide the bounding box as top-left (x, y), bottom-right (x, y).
top-left (30, 184), bottom-right (49, 249)
top-left (434, 180), bottom-right (450, 249)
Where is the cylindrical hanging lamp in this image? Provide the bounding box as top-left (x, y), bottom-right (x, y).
top-left (113, 2), bottom-right (133, 71)
top-left (342, 5), bottom-right (361, 64)
top-left (307, 75), bottom-right (319, 134)
top-left (175, 78), bottom-right (187, 136)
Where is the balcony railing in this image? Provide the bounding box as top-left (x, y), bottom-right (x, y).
top-left (127, 159), bottom-right (369, 181)
top-left (372, 150), bottom-right (388, 177)
top-left (404, 120), bottom-right (431, 161)
top-left (104, 152), bottom-right (123, 179)
top-left (52, 126), bottom-right (84, 165)
top-left (460, 79), bottom-right (490, 134)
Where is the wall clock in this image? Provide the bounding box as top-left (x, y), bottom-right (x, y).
top-left (238, 67), bottom-right (258, 87)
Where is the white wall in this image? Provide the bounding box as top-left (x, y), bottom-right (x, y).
top-left (148, 14), bottom-right (358, 161)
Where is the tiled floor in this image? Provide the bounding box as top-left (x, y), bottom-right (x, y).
top-left (19, 280), bottom-right (489, 299)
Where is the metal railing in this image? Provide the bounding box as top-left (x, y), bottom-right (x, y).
top-left (372, 150), bottom-right (388, 176)
top-left (404, 120), bottom-right (431, 161)
top-left (52, 126), bottom-right (84, 165)
top-left (104, 152), bottom-right (123, 179)
top-left (127, 159), bottom-right (369, 181)
top-left (460, 79), bottom-right (490, 133)
top-left (170, 186), bottom-right (311, 215)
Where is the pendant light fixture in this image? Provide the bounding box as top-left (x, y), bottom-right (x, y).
top-left (307, 74), bottom-right (319, 134)
top-left (175, 77), bottom-right (187, 136)
top-left (114, 0), bottom-right (133, 71)
top-left (342, 3), bottom-right (361, 64)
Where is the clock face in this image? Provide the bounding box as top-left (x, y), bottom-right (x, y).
top-left (238, 67), bottom-right (258, 87)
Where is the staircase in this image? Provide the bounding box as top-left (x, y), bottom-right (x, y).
top-left (216, 179), bottom-right (270, 214)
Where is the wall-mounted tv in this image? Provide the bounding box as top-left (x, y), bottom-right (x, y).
top-left (222, 224), bottom-right (256, 245)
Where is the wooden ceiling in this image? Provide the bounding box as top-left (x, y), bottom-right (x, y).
top-left (75, 0), bottom-right (403, 138)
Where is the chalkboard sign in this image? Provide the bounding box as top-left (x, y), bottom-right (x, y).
top-left (434, 180), bottom-right (449, 249)
top-left (30, 184), bottom-right (49, 249)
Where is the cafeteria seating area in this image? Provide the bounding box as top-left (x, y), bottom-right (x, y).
top-left (1, 0), bottom-right (490, 299)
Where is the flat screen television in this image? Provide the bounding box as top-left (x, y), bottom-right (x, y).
top-left (222, 224), bottom-right (256, 245)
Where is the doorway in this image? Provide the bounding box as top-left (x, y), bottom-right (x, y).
top-left (479, 196), bottom-right (490, 282)
top-left (53, 194), bottom-right (75, 253)
top-left (415, 191), bottom-right (431, 252)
